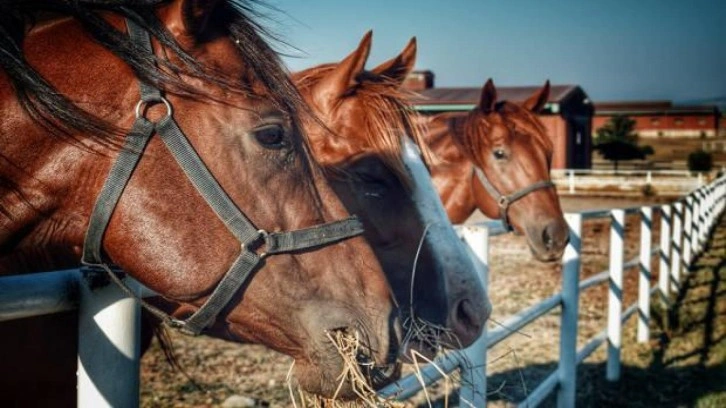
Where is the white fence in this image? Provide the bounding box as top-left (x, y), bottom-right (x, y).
top-left (550, 168), bottom-right (720, 196)
top-left (0, 269), bottom-right (148, 407)
top-left (379, 173), bottom-right (726, 406)
top-left (0, 174), bottom-right (724, 407)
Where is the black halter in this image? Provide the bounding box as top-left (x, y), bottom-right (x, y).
top-left (473, 167), bottom-right (554, 232)
top-left (81, 20), bottom-right (364, 336)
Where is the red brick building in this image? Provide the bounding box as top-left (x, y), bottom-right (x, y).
top-left (594, 101), bottom-right (721, 139)
top-left (404, 71), bottom-right (594, 169)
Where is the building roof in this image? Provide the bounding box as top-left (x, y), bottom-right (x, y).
top-left (407, 85), bottom-right (581, 106)
top-left (595, 101), bottom-right (718, 116)
top-left (406, 84), bottom-right (588, 114)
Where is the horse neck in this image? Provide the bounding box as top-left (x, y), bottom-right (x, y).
top-left (0, 127), bottom-right (106, 274)
top-left (423, 115), bottom-right (478, 224)
top-left (0, 17), bottom-right (135, 275)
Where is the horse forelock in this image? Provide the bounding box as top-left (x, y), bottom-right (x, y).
top-left (456, 101), bottom-right (553, 165)
top-left (498, 101), bottom-right (553, 152)
top-left (0, 0), bottom-right (304, 145)
top-left (295, 65), bottom-right (433, 190)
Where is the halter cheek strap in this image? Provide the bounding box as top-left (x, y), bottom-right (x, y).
top-left (473, 167), bottom-right (554, 232)
top-left (82, 19), bottom-right (364, 336)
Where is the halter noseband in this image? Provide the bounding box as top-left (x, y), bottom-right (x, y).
top-left (473, 167), bottom-right (554, 232)
top-left (81, 20), bottom-right (364, 336)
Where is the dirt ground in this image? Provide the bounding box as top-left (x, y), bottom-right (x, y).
top-left (140, 196), bottom-right (721, 407)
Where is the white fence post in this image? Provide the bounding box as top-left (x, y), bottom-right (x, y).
top-left (702, 188), bottom-right (712, 241)
top-left (713, 181), bottom-right (722, 227)
top-left (460, 226), bottom-right (490, 408)
top-left (637, 207), bottom-right (652, 343)
top-left (682, 196), bottom-right (693, 270)
top-left (695, 189), bottom-right (704, 249)
top-left (698, 189), bottom-right (709, 250)
top-left (670, 202), bottom-right (684, 292)
top-left (77, 272), bottom-right (141, 408)
top-left (658, 205), bottom-right (672, 302)
top-left (691, 192), bottom-right (701, 257)
top-left (557, 213), bottom-right (582, 408)
top-left (568, 169), bottom-right (575, 194)
top-left (607, 209), bottom-right (625, 381)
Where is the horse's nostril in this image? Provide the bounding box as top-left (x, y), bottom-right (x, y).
top-left (542, 226), bottom-right (554, 251)
top-left (456, 299), bottom-right (477, 329)
top-left (449, 298), bottom-right (487, 347)
top-left (541, 220), bottom-right (569, 253)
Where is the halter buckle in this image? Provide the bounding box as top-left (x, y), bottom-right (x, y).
top-left (167, 318), bottom-right (187, 330)
top-left (242, 229), bottom-right (270, 258)
top-left (497, 195), bottom-right (510, 210)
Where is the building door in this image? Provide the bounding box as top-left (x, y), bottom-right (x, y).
top-left (567, 116), bottom-right (591, 169)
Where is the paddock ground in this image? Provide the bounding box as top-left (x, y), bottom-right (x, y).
top-left (140, 196), bottom-right (725, 407)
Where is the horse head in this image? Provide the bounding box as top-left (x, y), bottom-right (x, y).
top-left (0, 0), bottom-right (400, 398)
top-left (449, 79), bottom-right (568, 261)
top-left (294, 33), bottom-right (490, 356)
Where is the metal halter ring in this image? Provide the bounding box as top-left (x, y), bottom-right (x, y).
top-left (497, 196), bottom-right (510, 209)
top-left (134, 97), bottom-right (172, 121)
top-left (241, 229), bottom-right (270, 258)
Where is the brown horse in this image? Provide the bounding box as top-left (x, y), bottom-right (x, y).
top-left (0, 0), bottom-right (400, 403)
top-left (423, 79), bottom-right (569, 261)
top-left (293, 33), bottom-right (490, 356)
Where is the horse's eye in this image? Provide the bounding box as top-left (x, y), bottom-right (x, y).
top-left (493, 149), bottom-right (508, 160)
top-left (252, 124), bottom-right (286, 148)
top-left (354, 172), bottom-right (389, 198)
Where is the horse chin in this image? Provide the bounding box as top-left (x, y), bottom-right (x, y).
top-left (291, 337), bottom-right (402, 399)
top-left (250, 302), bottom-right (402, 399)
top-left (530, 245), bottom-right (564, 263)
top-left (525, 237), bottom-right (564, 262)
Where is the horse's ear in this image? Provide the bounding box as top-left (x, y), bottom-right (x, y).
top-left (522, 80), bottom-right (550, 113)
top-left (171, 0), bottom-right (222, 39)
top-left (478, 79), bottom-right (497, 113)
top-left (313, 31), bottom-right (372, 111)
top-left (370, 37), bottom-right (417, 86)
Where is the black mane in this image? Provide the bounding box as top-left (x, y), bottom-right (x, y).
top-left (0, 0), bottom-right (303, 143)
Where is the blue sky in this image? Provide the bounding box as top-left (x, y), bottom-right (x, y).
top-left (266, 0), bottom-right (725, 103)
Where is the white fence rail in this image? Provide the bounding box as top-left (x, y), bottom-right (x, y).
top-left (550, 168), bottom-right (720, 195)
top-left (0, 174), bottom-right (724, 407)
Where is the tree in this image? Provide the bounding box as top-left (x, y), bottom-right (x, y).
top-left (687, 149), bottom-right (713, 172)
top-left (592, 115), bottom-right (653, 171)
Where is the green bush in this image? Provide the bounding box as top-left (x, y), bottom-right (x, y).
top-left (687, 149), bottom-right (713, 172)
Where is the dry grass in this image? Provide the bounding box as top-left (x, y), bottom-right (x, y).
top-left (287, 330), bottom-right (405, 408)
